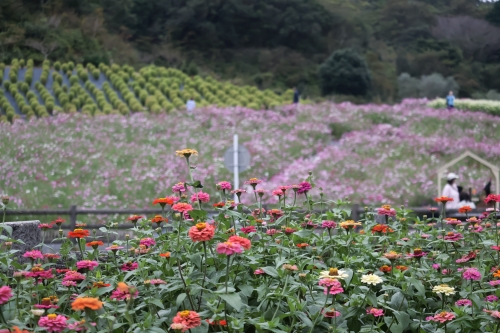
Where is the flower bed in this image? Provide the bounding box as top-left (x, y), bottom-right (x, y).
top-left (428, 98), bottom-right (500, 116)
top-left (1, 151), bottom-right (500, 333)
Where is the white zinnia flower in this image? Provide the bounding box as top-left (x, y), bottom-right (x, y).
top-left (319, 268), bottom-right (349, 280)
top-left (432, 284), bottom-right (455, 296)
top-left (31, 309), bottom-right (45, 316)
top-left (361, 274), bottom-right (383, 285)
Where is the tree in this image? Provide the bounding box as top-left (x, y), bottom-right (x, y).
top-left (486, 1), bottom-right (500, 26)
top-left (318, 48), bottom-right (371, 96)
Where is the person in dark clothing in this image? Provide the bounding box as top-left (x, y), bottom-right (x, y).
top-left (293, 87), bottom-right (300, 105)
top-left (484, 179), bottom-right (492, 196)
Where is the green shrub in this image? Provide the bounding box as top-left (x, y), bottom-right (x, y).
top-left (9, 70), bottom-right (17, 83)
top-left (92, 69), bottom-right (100, 80)
top-left (67, 61), bottom-right (74, 71)
top-left (61, 64), bottom-right (68, 73)
top-left (54, 61), bottom-right (61, 71)
top-left (69, 75), bottom-right (79, 86)
top-left (19, 59), bottom-right (25, 68)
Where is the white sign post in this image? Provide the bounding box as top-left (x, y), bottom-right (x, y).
top-left (233, 134), bottom-right (239, 202)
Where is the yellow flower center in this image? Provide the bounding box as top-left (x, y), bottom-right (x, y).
top-left (196, 223), bottom-right (207, 230)
top-left (74, 228), bottom-right (83, 232)
top-left (47, 314), bottom-right (57, 320)
top-left (179, 310), bottom-right (191, 318)
top-left (382, 205), bottom-right (391, 210)
top-left (447, 232), bottom-right (454, 236)
top-left (329, 268), bottom-right (339, 276)
top-left (439, 311), bottom-right (447, 316)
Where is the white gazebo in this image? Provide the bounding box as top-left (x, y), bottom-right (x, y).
top-left (437, 151), bottom-right (499, 196)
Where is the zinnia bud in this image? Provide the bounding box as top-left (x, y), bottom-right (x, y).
top-left (1, 195), bottom-right (9, 205)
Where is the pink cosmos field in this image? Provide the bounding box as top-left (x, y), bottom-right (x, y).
top-left (1, 98), bottom-right (499, 209)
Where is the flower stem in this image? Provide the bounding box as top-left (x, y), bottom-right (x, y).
top-left (271, 274), bottom-right (289, 321)
top-left (309, 287), bottom-right (330, 333)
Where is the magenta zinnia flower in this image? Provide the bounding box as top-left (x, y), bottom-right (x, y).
top-left (443, 232), bottom-right (463, 242)
top-left (38, 314), bottom-right (68, 333)
top-left (486, 295), bottom-right (499, 302)
top-left (62, 271), bottom-right (86, 282)
top-left (427, 311), bottom-right (455, 323)
top-left (216, 242), bottom-right (243, 255)
top-left (0, 286), bottom-right (13, 305)
top-left (376, 208), bottom-right (396, 217)
top-left (190, 191), bottom-right (210, 203)
top-left (455, 299), bottom-right (472, 306)
top-left (76, 260), bottom-right (99, 271)
top-left (322, 221), bottom-right (337, 229)
top-left (254, 268), bottom-right (265, 275)
top-left (121, 262), bottom-right (139, 271)
top-left (463, 267), bottom-right (481, 281)
top-left (297, 182), bottom-right (312, 194)
top-left (490, 280), bottom-right (500, 287)
top-left (272, 189), bottom-right (284, 197)
top-left (139, 238), bottom-right (156, 247)
top-left (23, 250), bottom-right (44, 260)
top-left (172, 182), bottom-right (186, 193)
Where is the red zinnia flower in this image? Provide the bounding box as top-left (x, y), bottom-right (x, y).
top-left (67, 229), bottom-right (90, 239)
top-left (379, 265), bottom-right (392, 273)
top-left (127, 215), bottom-right (144, 223)
top-left (296, 243), bottom-right (310, 249)
top-left (435, 196), bottom-right (454, 203)
top-left (458, 206), bottom-right (472, 213)
top-left (371, 224), bottom-right (394, 234)
top-left (213, 202), bottom-right (225, 208)
top-left (485, 194), bottom-right (500, 204)
top-left (86, 241), bottom-right (104, 249)
top-left (150, 215), bottom-right (168, 224)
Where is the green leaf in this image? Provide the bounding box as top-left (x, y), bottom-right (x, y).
top-left (238, 285), bottom-right (254, 297)
top-left (293, 229), bottom-right (313, 239)
top-left (295, 311), bottom-right (313, 327)
top-left (189, 210), bottom-right (208, 221)
top-left (262, 266), bottom-right (279, 278)
top-left (393, 311), bottom-right (411, 331)
top-left (367, 290), bottom-right (378, 306)
top-left (190, 253), bottom-right (202, 269)
top-left (176, 293), bottom-right (187, 308)
top-left (2, 224), bottom-right (12, 237)
top-left (389, 292), bottom-right (408, 311)
top-left (149, 298), bottom-right (165, 309)
top-left (190, 321), bottom-right (209, 333)
top-left (407, 278), bottom-right (425, 296)
top-left (191, 180), bottom-right (203, 188)
top-left (219, 292), bottom-right (243, 311)
top-left (96, 286), bottom-right (114, 296)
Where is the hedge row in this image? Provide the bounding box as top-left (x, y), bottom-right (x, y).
top-left (428, 98), bottom-right (500, 116)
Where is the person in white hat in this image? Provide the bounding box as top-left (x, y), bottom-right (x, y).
top-left (442, 173), bottom-right (460, 209)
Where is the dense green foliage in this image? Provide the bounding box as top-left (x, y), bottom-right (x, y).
top-left (0, 0), bottom-right (499, 101)
top-left (319, 49), bottom-right (371, 96)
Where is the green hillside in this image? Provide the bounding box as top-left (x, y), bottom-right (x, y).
top-left (0, 59), bottom-right (294, 123)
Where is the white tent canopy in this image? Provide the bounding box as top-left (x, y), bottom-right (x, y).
top-left (437, 151), bottom-right (499, 197)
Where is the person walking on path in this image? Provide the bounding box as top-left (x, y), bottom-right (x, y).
top-left (446, 91), bottom-right (455, 110)
top-left (442, 172), bottom-right (460, 209)
top-left (186, 97), bottom-right (196, 115)
top-left (293, 87), bottom-right (300, 106)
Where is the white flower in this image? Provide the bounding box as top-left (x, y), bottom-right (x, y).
top-left (432, 284), bottom-right (455, 296)
top-left (361, 274), bottom-right (383, 285)
top-left (31, 309), bottom-right (45, 316)
top-left (319, 268), bottom-right (349, 280)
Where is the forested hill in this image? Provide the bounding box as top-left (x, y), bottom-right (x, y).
top-left (1, 0), bottom-right (500, 102)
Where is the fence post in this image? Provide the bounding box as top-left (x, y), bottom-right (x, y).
top-left (351, 204), bottom-right (360, 221)
top-left (69, 205), bottom-right (77, 230)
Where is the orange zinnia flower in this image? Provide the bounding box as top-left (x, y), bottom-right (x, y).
top-left (93, 281), bottom-right (111, 288)
top-left (395, 265), bottom-right (408, 271)
top-left (12, 327), bottom-right (31, 333)
top-left (71, 297), bottom-right (103, 311)
top-left (86, 241), bottom-right (104, 249)
top-left (296, 243), bottom-right (310, 248)
top-left (68, 229), bottom-right (90, 239)
top-left (213, 202), bottom-right (225, 208)
top-left (434, 196), bottom-right (454, 203)
top-left (160, 252), bottom-right (171, 258)
top-left (127, 215), bottom-right (144, 223)
top-left (151, 215), bottom-right (168, 224)
top-left (153, 197), bottom-right (174, 206)
top-left (371, 224), bottom-right (394, 234)
top-left (172, 202), bottom-right (194, 213)
top-left (493, 270), bottom-right (500, 278)
top-left (379, 265), bottom-right (392, 273)
top-left (458, 206), bottom-right (472, 213)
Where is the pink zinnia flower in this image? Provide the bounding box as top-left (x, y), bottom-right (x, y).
top-left (318, 278), bottom-right (344, 295)
top-left (149, 279), bottom-right (166, 285)
top-left (367, 308), bottom-right (384, 317)
top-left (443, 232), bottom-right (463, 242)
top-left (427, 311), bottom-right (455, 323)
top-left (244, 178), bottom-right (263, 186)
top-left (105, 245), bottom-right (124, 251)
top-left (445, 219), bottom-right (462, 226)
top-left (26, 269), bottom-right (54, 282)
top-left (377, 208), bottom-right (396, 217)
top-left (322, 221), bottom-right (337, 229)
top-left (266, 229), bottom-right (281, 236)
top-left (121, 262), bottom-right (138, 271)
top-left (297, 182), bottom-right (312, 194)
top-left (421, 233), bottom-right (431, 239)
top-left (23, 250), bottom-right (44, 260)
top-left (254, 189), bottom-right (267, 196)
top-left (216, 242), bottom-right (243, 255)
top-left (38, 314), bottom-right (68, 333)
top-left (76, 260), bottom-right (99, 271)
top-left (240, 226), bottom-right (257, 234)
top-left (463, 267), bottom-right (481, 281)
top-left (254, 268), bottom-right (265, 275)
top-left (38, 223), bottom-right (53, 230)
top-left (172, 310), bottom-right (201, 331)
top-left (190, 191), bottom-right (210, 203)
top-left (172, 203), bottom-right (194, 213)
top-left (62, 271), bottom-right (86, 282)
top-left (272, 189), bottom-right (284, 197)
top-left (432, 264), bottom-right (441, 270)
top-left (490, 280), bottom-right (500, 287)
top-left (216, 181), bottom-right (232, 191)
top-left (172, 182), bottom-right (186, 193)
top-left (455, 299), bottom-right (472, 306)
top-left (68, 320), bottom-right (96, 331)
top-left (0, 286), bottom-right (13, 305)
top-left (228, 235), bottom-right (252, 250)
top-left (62, 281), bottom-right (77, 287)
top-left (188, 223), bottom-right (215, 242)
top-left (140, 238), bottom-right (156, 247)
top-left (110, 284), bottom-right (138, 301)
top-left (486, 295), bottom-right (499, 302)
